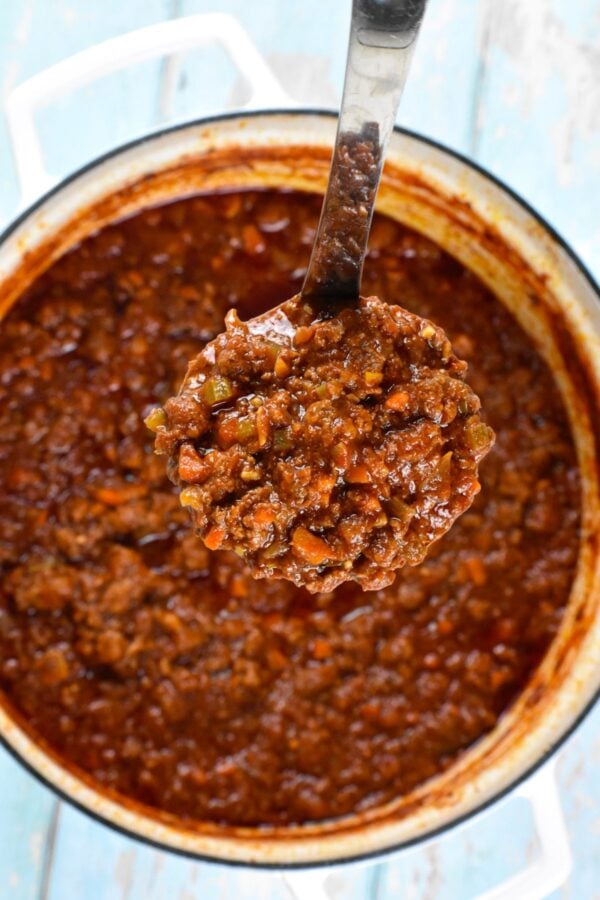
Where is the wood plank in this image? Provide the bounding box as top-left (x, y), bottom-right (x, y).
top-left (0, 748), bottom-right (58, 900)
top-left (556, 706), bottom-right (600, 899)
top-left (46, 802), bottom-right (288, 900)
top-left (47, 801), bottom-right (378, 900)
top-left (395, 0), bottom-right (487, 153)
top-left (473, 0), bottom-right (600, 277)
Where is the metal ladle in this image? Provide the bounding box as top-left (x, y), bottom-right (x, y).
top-left (302, 0), bottom-right (428, 305)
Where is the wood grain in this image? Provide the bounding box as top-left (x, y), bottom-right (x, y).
top-left (474, 0), bottom-right (600, 279)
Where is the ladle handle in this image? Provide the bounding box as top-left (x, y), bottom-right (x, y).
top-left (302, 0), bottom-right (428, 304)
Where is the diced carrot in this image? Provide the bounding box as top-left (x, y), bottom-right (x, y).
top-left (362, 494), bottom-right (383, 513)
top-left (218, 415), bottom-right (256, 448)
top-left (293, 325), bottom-right (315, 346)
top-left (311, 638), bottom-right (332, 660)
top-left (39, 359), bottom-right (53, 381)
top-left (437, 618), bottom-right (454, 635)
top-left (179, 285), bottom-right (201, 301)
top-left (490, 669), bottom-right (511, 691)
top-left (156, 611), bottom-right (183, 635)
top-left (178, 444), bottom-right (211, 483)
top-left (424, 652), bottom-right (441, 670)
top-left (31, 509), bottom-right (49, 528)
top-left (91, 484), bottom-right (147, 506)
top-left (315, 474), bottom-right (336, 500)
top-left (385, 389), bottom-right (410, 411)
top-left (254, 506), bottom-right (276, 525)
top-left (230, 574), bottom-right (248, 599)
top-left (464, 555), bottom-right (487, 586)
top-left (494, 618), bottom-right (516, 641)
top-left (241, 224), bottom-right (266, 254)
top-left (266, 647), bottom-right (288, 670)
top-left (204, 525), bottom-right (225, 550)
top-left (346, 463), bottom-right (372, 484)
top-left (274, 354), bottom-right (291, 378)
top-left (36, 648), bottom-right (69, 686)
top-left (223, 194), bottom-right (242, 219)
top-left (7, 466), bottom-right (37, 489)
top-left (332, 442), bottom-right (352, 470)
top-left (291, 527), bottom-right (333, 565)
top-left (216, 417), bottom-right (240, 449)
top-left (360, 701), bottom-right (381, 722)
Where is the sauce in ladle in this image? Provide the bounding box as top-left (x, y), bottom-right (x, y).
top-left (148, 2), bottom-right (495, 590)
top-left (148, 292), bottom-right (493, 592)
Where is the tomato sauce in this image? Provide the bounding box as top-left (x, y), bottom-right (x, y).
top-left (0, 190), bottom-right (579, 826)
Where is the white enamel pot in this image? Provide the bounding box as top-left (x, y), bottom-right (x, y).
top-left (1, 15), bottom-right (599, 900)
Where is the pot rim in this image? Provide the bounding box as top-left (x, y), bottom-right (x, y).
top-left (0, 106), bottom-right (599, 870)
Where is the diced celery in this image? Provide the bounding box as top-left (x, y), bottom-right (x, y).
top-left (202, 376), bottom-right (235, 406)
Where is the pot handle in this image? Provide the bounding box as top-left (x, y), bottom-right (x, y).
top-left (478, 759), bottom-right (572, 900)
top-left (282, 870), bottom-right (331, 900)
top-left (5, 13), bottom-right (291, 203)
top-left (282, 760), bottom-right (571, 900)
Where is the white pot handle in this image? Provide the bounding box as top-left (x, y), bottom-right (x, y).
top-left (283, 759), bottom-right (571, 900)
top-left (283, 870), bottom-right (331, 900)
top-left (5, 13), bottom-right (291, 203)
top-left (478, 759), bottom-right (572, 900)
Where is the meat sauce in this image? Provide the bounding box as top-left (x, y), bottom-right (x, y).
top-left (152, 294), bottom-right (493, 592)
top-left (0, 190), bottom-right (579, 827)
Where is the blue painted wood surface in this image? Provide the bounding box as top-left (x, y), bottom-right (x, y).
top-left (0, 1), bottom-right (598, 897)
